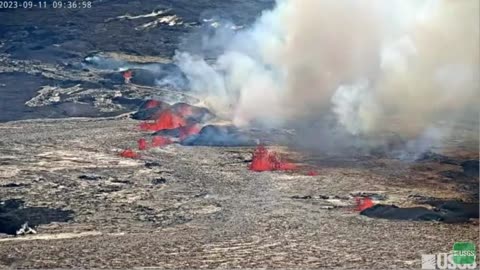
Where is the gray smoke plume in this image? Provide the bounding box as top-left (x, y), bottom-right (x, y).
top-left (174, 0), bottom-right (479, 151)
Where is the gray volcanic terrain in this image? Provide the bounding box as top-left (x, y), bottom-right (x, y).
top-left (0, 117), bottom-right (478, 269)
top-left (0, 1), bottom-right (479, 269)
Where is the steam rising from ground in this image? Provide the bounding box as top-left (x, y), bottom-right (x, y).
top-left (175, 0), bottom-right (479, 151)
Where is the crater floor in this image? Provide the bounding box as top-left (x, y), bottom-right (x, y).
top-left (0, 117), bottom-right (477, 269)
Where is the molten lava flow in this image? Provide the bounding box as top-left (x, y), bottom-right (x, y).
top-left (138, 138), bottom-right (148, 150)
top-left (123, 70), bottom-right (133, 83)
top-left (355, 197), bottom-right (375, 211)
top-left (179, 124), bottom-right (201, 140)
top-left (139, 110), bottom-right (186, 131)
top-left (120, 149), bottom-right (140, 159)
top-left (151, 136), bottom-right (172, 147)
top-left (250, 145), bottom-right (271, 171)
top-left (249, 145), bottom-right (297, 172)
top-left (307, 170), bottom-right (319, 176)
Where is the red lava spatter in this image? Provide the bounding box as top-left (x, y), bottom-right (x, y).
top-left (120, 149), bottom-right (140, 159)
top-left (139, 110), bottom-right (186, 132)
top-left (249, 145), bottom-right (298, 172)
top-left (138, 138), bottom-right (148, 150)
top-left (121, 103), bottom-right (207, 158)
top-left (355, 197), bottom-right (375, 211)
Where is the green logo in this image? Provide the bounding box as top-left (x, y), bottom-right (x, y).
top-left (453, 242), bottom-right (476, 265)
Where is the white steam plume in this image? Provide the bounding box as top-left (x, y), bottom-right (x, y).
top-left (175, 0), bottom-right (479, 146)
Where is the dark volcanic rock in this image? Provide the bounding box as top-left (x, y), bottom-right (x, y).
top-left (132, 65), bottom-right (189, 89)
top-left (461, 160), bottom-right (479, 178)
top-left (87, 58), bottom-right (189, 89)
top-left (181, 125), bottom-right (256, 146)
top-left (351, 192), bottom-right (388, 201)
top-left (0, 199), bottom-right (23, 210)
top-left (416, 151), bottom-right (459, 165)
top-left (53, 102), bottom-right (103, 117)
top-left (361, 201), bottom-right (479, 223)
top-left (78, 174), bottom-right (102, 181)
top-left (132, 101), bottom-right (215, 123)
top-left (145, 161), bottom-right (161, 169)
top-left (0, 70), bottom-right (122, 122)
top-left (153, 127), bottom-right (184, 138)
top-left (170, 102), bottom-right (215, 123)
top-left (0, 199), bottom-right (74, 235)
top-left (1, 1), bottom-right (274, 60)
top-left (360, 205), bottom-right (444, 221)
top-left (426, 200), bottom-right (479, 219)
top-left (439, 170), bottom-right (467, 179)
top-left (131, 100), bottom-right (171, 120)
top-left (138, 99), bottom-right (171, 111)
top-left (129, 69), bottom-right (158, 86)
top-left (0, 72), bottom-right (53, 122)
top-left (132, 107), bottom-right (166, 121)
top-left (0, 183), bottom-right (30, 188)
top-left (112, 97), bottom-right (146, 109)
top-left (152, 178), bottom-right (167, 185)
top-left (291, 195), bottom-right (313, 200)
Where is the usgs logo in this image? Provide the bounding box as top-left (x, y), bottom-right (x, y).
top-left (422, 253), bottom-right (477, 269)
top-left (422, 242), bottom-right (477, 270)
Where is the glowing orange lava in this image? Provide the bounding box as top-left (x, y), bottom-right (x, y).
top-left (139, 110), bottom-right (186, 131)
top-left (138, 138), bottom-right (148, 150)
top-left (355, 197), bottom-right (374, 211)
top-left (120, 149), bottom-right (140, 159)
top-left (249, 145), bottom-right (297, 172)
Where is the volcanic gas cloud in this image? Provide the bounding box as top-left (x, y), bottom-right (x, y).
top-left (173, 0), bottom-right (479, 153)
